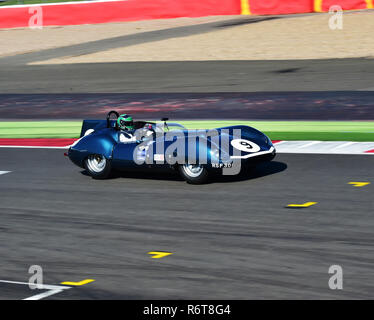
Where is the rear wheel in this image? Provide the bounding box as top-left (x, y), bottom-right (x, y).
top-left (84, 154), bottom-right (112, 179)
top-left (178, 164), bottom-right (209, 184)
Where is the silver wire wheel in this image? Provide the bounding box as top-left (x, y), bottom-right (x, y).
top-left (182, 164), bottom-right (204, 178)
top-left (86, 154), bottom-right (107, 173)
top-left (84, 154), bottom-right (112, 179)
top-left (178, 164), bottom-right (209, 184)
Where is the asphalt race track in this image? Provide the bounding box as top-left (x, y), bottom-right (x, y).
top-left (1, 59), bottom-right (374, 93)
top-left (0, 148), bottom-right (373, 299)
top-left (1, 92), bottom-right (374, 120)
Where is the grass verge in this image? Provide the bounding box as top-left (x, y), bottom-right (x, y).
top-left (0, 121), bottom-right (373, 141)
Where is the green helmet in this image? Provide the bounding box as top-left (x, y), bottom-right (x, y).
top-left (117, 114), bottom-right (134, 131)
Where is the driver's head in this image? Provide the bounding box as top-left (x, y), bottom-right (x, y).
top-left (117, 114), bottom-right (134, 131)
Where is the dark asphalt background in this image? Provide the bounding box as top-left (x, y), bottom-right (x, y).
top-left (1, 59), bottom-right (374, 93)
top-left (0, 92), bottom-right (374, 120)
top-left (0, 149), bottom-right (373, 299)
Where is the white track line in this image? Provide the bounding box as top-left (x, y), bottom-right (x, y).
top-left (24, 288), bottom-right (65, 300)
top-left (297, 141), bottom-right (321, 149)
top-left (275, 140), bottom-right (374, 155)
top-left (330, 141), bottom-right (356, 150)
top-left (277, 150), bottom-right (374, 155)
top-left (0, 171), bottom-right (11, 175)
top-left (0, 279), bottom-right (71, 300)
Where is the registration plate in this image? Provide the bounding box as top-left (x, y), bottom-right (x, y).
top-left (211, 162), bottom-right (233, 169)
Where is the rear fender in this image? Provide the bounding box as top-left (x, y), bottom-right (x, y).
top-left (69, 129), bottom-right (117, 167)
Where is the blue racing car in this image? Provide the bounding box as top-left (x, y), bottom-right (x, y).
top-left (67, 111), bottom-right (276, 184)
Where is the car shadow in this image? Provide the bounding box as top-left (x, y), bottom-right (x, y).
top-left (209, 161), bottom-right (287, 184)
top-left (80, 161), bottom-right (287, 184)
top-left (80, 167), bottom-right (185, 182)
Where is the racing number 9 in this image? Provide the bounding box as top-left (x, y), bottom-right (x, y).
top-left (231, 139), bottom-right (260, 153)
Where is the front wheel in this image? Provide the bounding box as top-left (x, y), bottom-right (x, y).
top-left (84, 154), bottom-right (112, 179)
top-left (178, 164), bottom-right (209, 184)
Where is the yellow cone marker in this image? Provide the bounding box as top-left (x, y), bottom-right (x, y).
top-left (348, 182), bottom-right (370, 187)
top-left (148, 251), bottom-right (173, 259)
top-left (61, 279), bottom-right (95, 286)
top-left (287, 202), bottom-right (317, 208)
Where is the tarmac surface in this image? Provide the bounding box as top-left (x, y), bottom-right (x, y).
top-left (0, 91), bottom-right (374, 120)
top-left (0, 148), bottom-right (373, 299)
top-left (1, 59), bottom-right (374, 93)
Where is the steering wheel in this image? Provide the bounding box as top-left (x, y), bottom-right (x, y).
top-left (106, 110), bottom-right (120, 129)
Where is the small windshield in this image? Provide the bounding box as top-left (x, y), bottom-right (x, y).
top-left (156, 122), bottom-right (186, 132)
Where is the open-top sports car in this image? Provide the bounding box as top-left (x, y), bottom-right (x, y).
top-left (67, 111), bottom-right (276, 184)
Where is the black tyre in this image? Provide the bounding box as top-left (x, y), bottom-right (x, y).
top-left (84, 154), bottom-right (112, 179)
top-left (178, 164), bottom-right (209, 184)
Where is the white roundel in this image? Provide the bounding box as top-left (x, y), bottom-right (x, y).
top-left (231, 139), bottom-right (260, 153)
